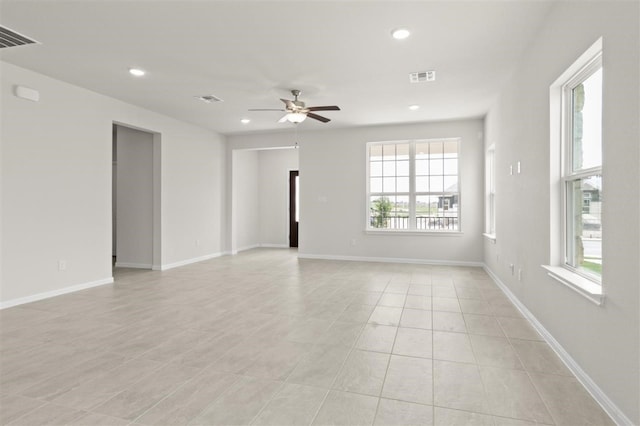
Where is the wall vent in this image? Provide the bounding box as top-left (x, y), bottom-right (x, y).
top-left (409, 70), bottom-right (436, 83)
top-left (0, 26), bottom-right (39, 49)
top-left (194, 94), bottom-right (223, 103)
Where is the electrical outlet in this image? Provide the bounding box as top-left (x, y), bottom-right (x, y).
top-left (517, 161), bottom-right (521, 174)
top-left (518, 268), bottom-right (523, 281)
top-left (509, 263), bottom-right (514, 275)
top-left (58, 260), bottom-right (66, 271)
top-left (509, 165), bottom-right (513, 175)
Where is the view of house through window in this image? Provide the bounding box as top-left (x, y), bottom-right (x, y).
top-left (564, 60), bottom-right (602, 280)
top-left (368, 139), bottom-right (460, 232)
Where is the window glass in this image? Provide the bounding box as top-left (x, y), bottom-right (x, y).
top-left (572, 68), bottom-right (602, 172)
top-left (370, 161), bottom-right (382, 177)
top-left (562, 57), bottom-right (602, 283)
top-left (416, 159), bottom-right (428, 175)
top-left (383, 161), bottom-right (396, 176)
top-left (370, 144), bottom-right (383, 161)
top-left (383, 177), bottom-right (396, 193)
top-left (368, 140), bottom-right (460, 232)
top-left (397, 160), bottom-right (410, 176)
top-left (566, 175), bottom-right (602, 278)
top-left (429, 159), bottom-right (443, 175)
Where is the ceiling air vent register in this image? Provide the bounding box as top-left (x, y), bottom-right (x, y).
top-left (194, 95), bottom-right (224, 103)
top-left (409, 71), bottom-right (436, 83)
top-left (0, 26), bottom-right (39, 49)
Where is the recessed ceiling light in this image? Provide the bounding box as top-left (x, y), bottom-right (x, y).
top-left (391, 28), bottom-right (410, 40)
top-left (409, 105), bottom-right (420, 111)
top-left (240, 118), bottom-right (251, 124)
top-left (129, 68), bottom-right (146, 77)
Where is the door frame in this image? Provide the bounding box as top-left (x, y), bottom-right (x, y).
top-left (289, 170), bottom-right (299, 247)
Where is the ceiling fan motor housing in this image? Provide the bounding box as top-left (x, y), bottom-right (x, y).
top-left (250, 89), bottom-right (339, 123)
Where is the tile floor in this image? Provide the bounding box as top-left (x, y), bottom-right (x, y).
top-left (0, 249), bottom-right (615, 425)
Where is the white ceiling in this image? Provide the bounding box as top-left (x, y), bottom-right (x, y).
top-left (0, 1), bottom-right (555, 135)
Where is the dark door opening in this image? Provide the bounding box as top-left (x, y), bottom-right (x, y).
top-left (289, 170), bottom-right (299, 247)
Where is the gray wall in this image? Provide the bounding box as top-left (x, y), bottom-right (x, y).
top-left (483, 1), bottom-right (639, 422)
top-left (231, 149), bottom-right (260, 252)
top-left (230, 148), bottom-right (299, 251)
top-left (1, 62), bottom-right (226, 304)
top-left (228, 118), bottom-right (485, 264)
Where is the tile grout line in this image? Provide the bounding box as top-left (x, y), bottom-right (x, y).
top-left (430, 274), bottom-right (436, 425)
top-left (371, 278), bottom-right (413, 425)
top-left (309, 276), bottom-right (395, 426)
top-left (245, 276), bottom-right (371, 425)
top-left (246, 315), bottom-right (345, 425)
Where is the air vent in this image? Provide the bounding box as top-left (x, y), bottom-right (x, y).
top-left (409, 70), bottom-right (436, 83)
top-left (0, 26), bottom-right (39, 49)
top-left (194, 94), bottom-right (223, 103)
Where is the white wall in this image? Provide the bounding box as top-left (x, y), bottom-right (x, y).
top-left (0, 62), bottom-right (226, 305)
top-left (231, 149), bottom-right (260, 252)
top-left (483, 2), bottom-right (639, 423)
top-left (224, 132), bottom-right (298, 252)
top-left (228, 119), bottom-right (484, 264)
top-left (115, 125), bottom-right (154, 268)
top-left (258, 148), bottom-right (299, 247)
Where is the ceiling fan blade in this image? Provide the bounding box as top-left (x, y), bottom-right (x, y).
top-left (278, 115), bottom-right (289, 123)
top-left (248, 108), bottom-right (286, 111)
top-left (307, 106), bottom-right (341, 111)
top-left (280, 99), bottom-right (295, 109)
top-left (307, 112), bottom-right (331, 123)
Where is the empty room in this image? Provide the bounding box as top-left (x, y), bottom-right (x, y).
top-left (0, 1), bottom-right (638, 425)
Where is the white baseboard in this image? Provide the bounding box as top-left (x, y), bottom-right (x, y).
top-left (114, 262), bottom-right (152, 269)
top-left (298, 253), bottom-right (483, 267)
top-left (155, 252), bottom-right (224, 271)
top-left (483, 265), bottom-right (633, 426)
top-left (259, 243), bottom-right (290, 249)
top-left (229, 244), bottom-right (261, 256)
top-left (0, 277), bottom-right (114, 310)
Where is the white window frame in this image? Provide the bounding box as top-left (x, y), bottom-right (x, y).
top-left (561, 55), bottom-right (602, 283)
top-left (544, 37), bottom-right (604, 305)
top-left (484, 144), bottom-right (496, 242)
top-left (366, 138), bottom-right (462, 234)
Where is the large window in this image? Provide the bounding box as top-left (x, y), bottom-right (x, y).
top-left (562, 54), bottom-right (602, 282)
top-left (367, 139), bottom-right (460, 232)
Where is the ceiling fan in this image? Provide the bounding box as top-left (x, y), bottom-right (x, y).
top-left (249, 90), bottom-right (340, 123)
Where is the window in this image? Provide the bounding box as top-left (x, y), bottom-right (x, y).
top-left (485, 145), bottom-right (496, 238)
top-left (367, 139), bottom-right (460, 232)
top-left (545, 39), bottom-right (603, 304)
top-left (562, 52), bottom-right (603, 282)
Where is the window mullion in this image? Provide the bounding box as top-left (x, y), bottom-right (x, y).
top-left (409, 141), bottom-right (416, 230)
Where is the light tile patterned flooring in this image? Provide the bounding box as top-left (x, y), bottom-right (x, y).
top-left (0, 249), bottom-right (614, 425)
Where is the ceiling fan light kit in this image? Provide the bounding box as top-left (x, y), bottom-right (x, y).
top-left (286, 112), bottom-right (307, 123)
top-left (249, 89), bottom-right (340, 124)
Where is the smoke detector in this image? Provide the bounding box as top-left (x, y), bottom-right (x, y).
top-left (194, 94), bottom-right (223, 103)
top-left (409, 70), bottom-right (436, 83)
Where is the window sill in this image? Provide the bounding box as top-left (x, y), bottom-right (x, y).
top-left (541, 265), bottom-right (604, 306)
top-left (366, 229), bottom-right (463, 236)
top-left (483, 233), bottom-right (497, 243)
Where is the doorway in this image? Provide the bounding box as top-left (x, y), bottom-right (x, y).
top-left (289, 170), bottom-right (299, 247)
top-left (112, 124), bottom-right (157, 269)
